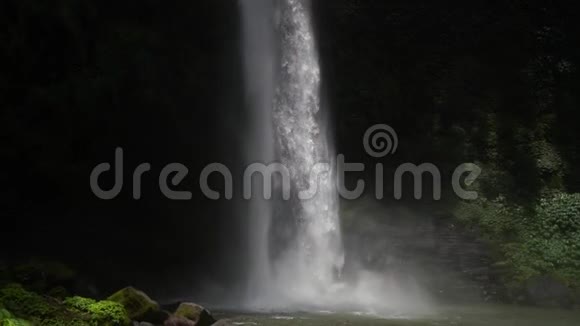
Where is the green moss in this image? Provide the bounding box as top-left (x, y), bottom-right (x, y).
top-left (175, 303), bottom-right (202, 320)
top-left (0, 283), bottom-right (57, 318)
top-left (107, 287), bottom-right (159, 321)
top-left (0, 284), bottom-right (129, 326)
top-left (65, 296), bottom-right (130, 326)
top-left (174, 303), bottom-right (215, 326)
top-left (64, 296), bottom-right (97, 311)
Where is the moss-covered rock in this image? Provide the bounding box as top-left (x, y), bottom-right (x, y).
top-left (173, 303), bottom-right (215, 326)
top-left (107, 287), bottom-right (166, 323)
top-left (0, 283), bottom-right (130, 326)
top-left (0, 283), bottom-right (84, 325)
top-left (65, 296), bottom-right (130, 326)
top-left (0, 283), bottom-right (59, 319)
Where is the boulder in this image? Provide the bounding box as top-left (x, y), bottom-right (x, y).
top-left (133, 322), bottom-right (155, 326)
top-left (173, 303), bottom-right (215, 326)
top-left (164, 316), bottom-right (196, 326)
top-left (107, 287), bottom-right (168, 323)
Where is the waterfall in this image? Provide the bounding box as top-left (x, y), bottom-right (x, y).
top-left (273, 0), bottom-right (344, 299)
top-left (238, 0), bottom-right (276, 301)
top-left (239, 0), bottom-right (344, 308)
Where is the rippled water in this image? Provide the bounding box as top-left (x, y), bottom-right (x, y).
top-left (216, 305), bottom-right (580, 326)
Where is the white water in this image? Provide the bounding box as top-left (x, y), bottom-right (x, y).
top-left (238, 0), bottom-right (276, 301)
top-left (239, 0), bottom-right (344, 308)
top-left (238, 0), bottom-right (430, 314)
top-left (272, 0), bottom-right (344, 302)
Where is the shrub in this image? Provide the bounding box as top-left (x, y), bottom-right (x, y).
top-left (509, 193), bottom-right (580, 286)
top-left (453, 192), bottom-right (580, 288)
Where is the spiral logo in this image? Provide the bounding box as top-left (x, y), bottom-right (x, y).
top-left (363, 124), bottom-right (399, 158)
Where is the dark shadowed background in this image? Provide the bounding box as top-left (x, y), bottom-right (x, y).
top-left (1, 0), bottom-right (579, 302)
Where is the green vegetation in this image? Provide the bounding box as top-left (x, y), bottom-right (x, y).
top-left (0, 318), bottom-right (33, 326)
top-left (0, 284), bottom-right (59, 320)
top-left (0, 284), bottom-right (130, 326)
top-left (508, 193), bottom-right (580, 286)
top-left (65, 297), bottom-right (130, 326)
top-left (3, 260), bottom-right (76, 296)
top-left (453, 193), bottom-right (580, 292)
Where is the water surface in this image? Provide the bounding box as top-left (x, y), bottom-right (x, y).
top-left (216, 305), bottom-right (580, 326)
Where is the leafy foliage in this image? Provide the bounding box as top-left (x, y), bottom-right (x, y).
top-left (453, 196), bottom-right (522, 241)
top-left (508, 193), bottom-right (580, 285)
top-left (454, 193), bottom-right (580, 289)
top-left (0, 318), bottom-right (33, 326)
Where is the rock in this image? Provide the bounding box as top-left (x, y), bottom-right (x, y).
top-left (164, 316), bottom-right (196, 326)
top-left (64, 296), bottom-right (131, 325)
top-left (1, 283), bottom-right (130, 325)
top-left (107, 287), bottom-right (167, 323)
top-left (173, 302), bottom-right (216, 326)
top-left (133, 322), bottom-right (155, 326)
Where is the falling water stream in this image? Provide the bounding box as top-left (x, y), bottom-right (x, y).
top-left (240, 0), bottom-right (344, 308)
top-left (239, 0), bottom-right (435, 316)
top-left (239, 0), bottom-right (276, 305)
top-left (272, 0), bottom-right (344, 299)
